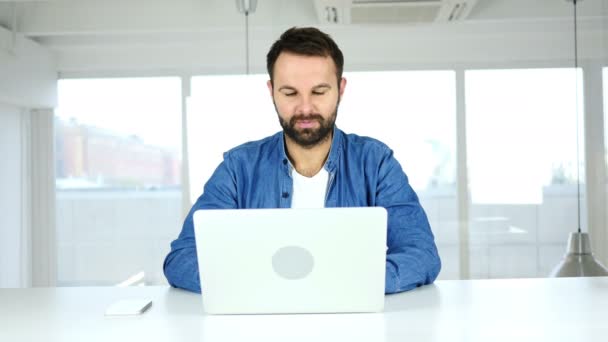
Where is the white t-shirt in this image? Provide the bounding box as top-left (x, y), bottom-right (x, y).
top-left (290, 168), bottom-right (329, 208)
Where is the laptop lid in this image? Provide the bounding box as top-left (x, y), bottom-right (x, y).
top-left (193, 207), bottom-right (387, 315)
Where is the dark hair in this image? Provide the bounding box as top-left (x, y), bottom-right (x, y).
top-left (266, 27), bottom-right (344, 86)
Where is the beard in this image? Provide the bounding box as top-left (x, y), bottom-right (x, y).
top-left (276, 103), bottom-right (339, 148)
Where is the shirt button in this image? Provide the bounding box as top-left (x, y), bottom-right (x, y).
top-left (282, 159), bottom-right (288, 165)
top-left (282, 192), bottom-right (289, 198)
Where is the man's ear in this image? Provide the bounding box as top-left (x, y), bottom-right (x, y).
top-left (267, 80), bottom-right (273, 98)
top-left (339, 77), bottom-right (347, 98)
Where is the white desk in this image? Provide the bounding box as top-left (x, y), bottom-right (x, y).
top-left (1, 277), bottom-right (607, 341)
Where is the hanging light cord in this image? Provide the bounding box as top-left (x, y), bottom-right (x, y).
top-left (245, 10), bottom-right (250, 74)
top-left (573, 0), bottom-right (582, 233)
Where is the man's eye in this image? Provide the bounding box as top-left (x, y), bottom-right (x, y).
top-left (284, 92), bottom-right (296, 97)
top-left (312, 91), bottom-right (326, 96)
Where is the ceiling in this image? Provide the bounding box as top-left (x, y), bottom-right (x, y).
top-left (0, 0), bottom-right (606, 74)
top-left (0, 0), bottom-right (604, 37)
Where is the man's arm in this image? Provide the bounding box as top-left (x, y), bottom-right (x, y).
top-left (163, 155), bottom-right (238, 293)
top-left (376, 149), bottom-right (441, 294)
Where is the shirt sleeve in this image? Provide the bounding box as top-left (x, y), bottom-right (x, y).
top-left (375, 148), bottom-right (441, 294)
top-left (163, 153), bottom-right (238, 293)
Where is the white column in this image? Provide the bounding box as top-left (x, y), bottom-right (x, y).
top-left (0, 103), bottom-right (26, 287)
top-left (181, 75), bottom-right (192, 220)
top-left (29, 108), bottom-right (57, 287)
top-left (456, 69), bottom-right (470, 279)
top-left (19, 109), bottom-right (32, 287)
top-left (583, 63), bottom-right (607, 266)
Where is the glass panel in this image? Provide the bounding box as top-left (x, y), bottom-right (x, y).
top-left (466, 68), bottom-right (585, 279)
top-left (188, 74), bottom-right (277, 203)
top-left (339, 71), bottom-right (458, 280)
top-left (189, 71), bottom-right (459, 279)
top-left (54, 77), bottom-right (182, 286)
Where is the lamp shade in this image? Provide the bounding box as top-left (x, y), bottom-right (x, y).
top-left (550, 232), bottom-right (608, 277)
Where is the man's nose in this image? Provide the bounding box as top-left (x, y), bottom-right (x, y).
top-left (295, 95), bottom-right (314, 115)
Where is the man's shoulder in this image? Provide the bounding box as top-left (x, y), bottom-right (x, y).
top-left (224, 131), bottom-right (282, 158)
top-left (340, 130), bottom-right (392, 155)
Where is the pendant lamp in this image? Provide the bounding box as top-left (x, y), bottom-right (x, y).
top-left (236, 0), bottom-right (258, 74)
top-left (550, 0), bottom-right (608, 277)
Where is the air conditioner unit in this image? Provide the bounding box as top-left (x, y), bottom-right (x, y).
top-left (313, 0), bottom-right (478, 25)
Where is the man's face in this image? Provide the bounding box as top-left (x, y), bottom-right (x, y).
top-left (268, 52), bottom-right (346, 148)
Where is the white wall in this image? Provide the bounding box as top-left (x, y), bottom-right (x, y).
top-left (0, 103), bottom-right (24, 287)
top-left (0, 27), bottom-right (57, 288)
top-left (0, 27), bottom-right (57, 107)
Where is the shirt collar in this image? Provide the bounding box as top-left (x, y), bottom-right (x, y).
top-left (277, 126), bottom-right (343, 173)
top-left (324, 126), bottom-right (342, 172)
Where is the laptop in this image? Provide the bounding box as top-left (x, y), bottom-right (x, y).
top-left (193, 207), bottom-right (387, 315)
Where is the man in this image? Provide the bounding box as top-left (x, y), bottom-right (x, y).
top-left (164, 27), bottom-right (441, 294)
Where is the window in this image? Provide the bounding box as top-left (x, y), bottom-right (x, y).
top-left (465, 68), bottom-right (585, 278)
top-left (340, 70), bottom-right (458, 279)
top-left (55, 77), bottom-right (182, 286)
top-left (188, 74), bottom-right (277, 203)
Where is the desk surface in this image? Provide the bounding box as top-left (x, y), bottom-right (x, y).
top-left (1, 277), bottom-right (607, 342)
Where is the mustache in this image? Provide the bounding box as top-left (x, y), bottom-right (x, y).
top-left (289, 114), bottom-right (324, 126)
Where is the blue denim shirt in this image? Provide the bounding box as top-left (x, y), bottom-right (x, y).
top-left (164, 127), bottom-right (441, 294)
